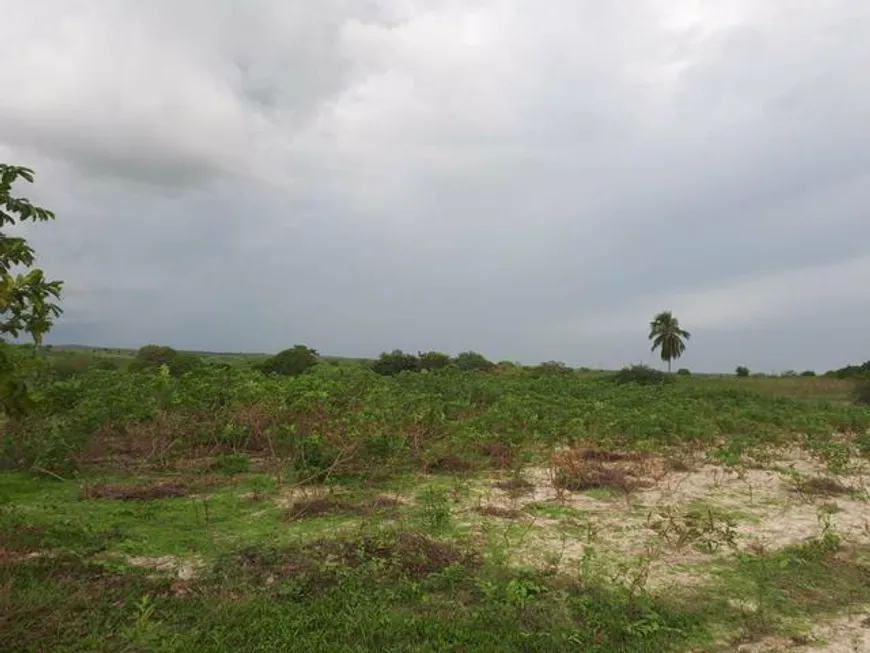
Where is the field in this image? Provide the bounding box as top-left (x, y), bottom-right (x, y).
top-left (4, 357), bottom-right (870, 652)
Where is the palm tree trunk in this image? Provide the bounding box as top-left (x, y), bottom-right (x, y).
top-left (667, 359), bottom-right (672, 373)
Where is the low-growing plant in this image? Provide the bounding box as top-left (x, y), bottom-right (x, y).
top-left (736, 366), bottom-right (750, 378)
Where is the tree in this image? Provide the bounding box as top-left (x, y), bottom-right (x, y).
top-left (1, 164), bottom-right (63, 416)
top-left (257, 345), bottom-right (319, 377)
top-left (418, 351), bottom-right (451, 371)
top-left (371, 350), bottom-right (420, 376)
top-left (130, 345), bottom-right (202, 377)
top-left (453, 351), bottom-right (494, 372)
top-left (735, 366), bottom-right (750, 378)
top-left (648, 311), bottom-right (690, 373)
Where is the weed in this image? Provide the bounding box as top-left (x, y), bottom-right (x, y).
top-left (648, 505), bottom-right (738, 553)
top-left (416, 487), bottom-right (453, 532)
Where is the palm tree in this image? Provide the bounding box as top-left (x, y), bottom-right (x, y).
top-left (648, 311), bottom-right (691, 373)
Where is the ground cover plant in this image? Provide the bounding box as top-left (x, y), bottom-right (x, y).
top-left (4, 356), bottom-right (870, 652)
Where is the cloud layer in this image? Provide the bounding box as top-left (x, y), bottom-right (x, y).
top-left (2, 0), bottom-right (869, 372)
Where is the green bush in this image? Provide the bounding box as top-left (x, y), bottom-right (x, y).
top-left (800, 370), bottom-right (816, 377)
top-left (418, 351), bottom-right (451, 371)
top-left (530, 361), bottom-right (573, 377)
top-left (855, 382), bottom-right (870, 406)
top-left (257, 345), bottom-right (319, 377)
top-left (371, 350), bottom-right (420, 376)
top-left (735, 366), bottom-right (750, 378)
top-left (453, 351), bottom-right (494, 372)
top-left (612, 364), bottom-right (673, 386)
top-left (50, 357), bottom-right (93, 380)
top-left (676, 368), bottom-right (691, 376)
top-left (130, 345), bottom-right (201, 377)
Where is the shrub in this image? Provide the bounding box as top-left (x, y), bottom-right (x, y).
top-left (371, 350), bottom-right (420, 376)
top-left (93, 358), bottom-right (120, 371)
top-left (855, 381), bottom-right (870, 406)
top-left (453, 351), bottom-right (494, 372)
top-left (530, 361), bottom-right (573, 377)
top-left (676, 368), bottom-right (691, 376)
top-left (130, 345), bottom-right (201, 377)
top-left (612, 364), bottom-right (673, 386)
top-left (800, 370), bottom-right (816, 377)
top-left (257, 345), bottom-right (319, 377)
top-left (828, 361), bottom-right (870, 379)
top-left (50, 357), bottom-right (93, 380)
top-left (418, 351), bottom-right (451, 371)
top-left (735, 366), bottom-right (750, 378)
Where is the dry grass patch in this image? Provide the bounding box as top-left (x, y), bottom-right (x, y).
top-left (284, 495), bottom-right (403, 521)
top-left (493, 476), bottom-right (535, 497)
top-left (551, 447), bottom-right (651, 493)
top-left (792, 475), bottom-right (853, 498)
top-left (474, 504), bottom-right (523, 519)
top-left (423, 454), bottom-right (475, 474)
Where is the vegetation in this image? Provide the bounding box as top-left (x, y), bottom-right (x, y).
top-left (0, 164), bottom-right (63, 417)
top-left (3, 358), bottom-right (870, 651)
top-left (129, 345), bottom-right (202, 377)
top-left (257, 344), bottom-right (319, 377)
top-left (371, 349), bottom-right (421, 376)
top-left (648, 311), bottom-right (690, 373)
top-left (6, 167), bottom-right (870, 651)
top-left (827, 360), bottom-right (870, 379)
top-left (612, 364), bottom-right (673, 386)
top-left (735, 366), bottom-right (750, 378)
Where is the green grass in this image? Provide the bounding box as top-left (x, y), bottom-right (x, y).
top-left (4, 361), bottom-right (870, 650)
top-left (5, 467), bottom-right (870, 652)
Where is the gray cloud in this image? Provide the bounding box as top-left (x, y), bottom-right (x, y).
top-left (2, 0), bottom-right (870, 372)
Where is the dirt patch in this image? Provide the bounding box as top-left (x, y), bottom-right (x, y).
top-left (125, 555), bottom-right (203, 580)
top-left (82, 480), bottom-right (190, 501)
top-left (0, 549), bottom-right (49, 565)
top-left (736, 612), bottom-right (870, 652)
top-left (464, 448), bottom-right (870, 591)
top-left (792, 476), bottom-right (854, 498)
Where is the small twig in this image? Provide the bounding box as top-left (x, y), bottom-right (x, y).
top-left (33, 466), bottom-right (66, 482)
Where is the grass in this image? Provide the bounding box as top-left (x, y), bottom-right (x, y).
top-left (4, 364), bottom-right (870, 650)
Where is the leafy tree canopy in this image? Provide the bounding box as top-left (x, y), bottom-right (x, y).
top-left (257, 345), bottom-right (319, 377)
top-left (1, 164), bottom-right (63, 416)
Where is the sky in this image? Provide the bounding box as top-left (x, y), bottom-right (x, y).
top-left (2, 0), bottom-right (869, 373)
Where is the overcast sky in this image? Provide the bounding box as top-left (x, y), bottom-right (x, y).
top-left (2, 1), bottom-right (869, 372)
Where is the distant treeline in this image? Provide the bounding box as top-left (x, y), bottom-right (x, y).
top-left (825, 361), bottom-right (870, 379)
